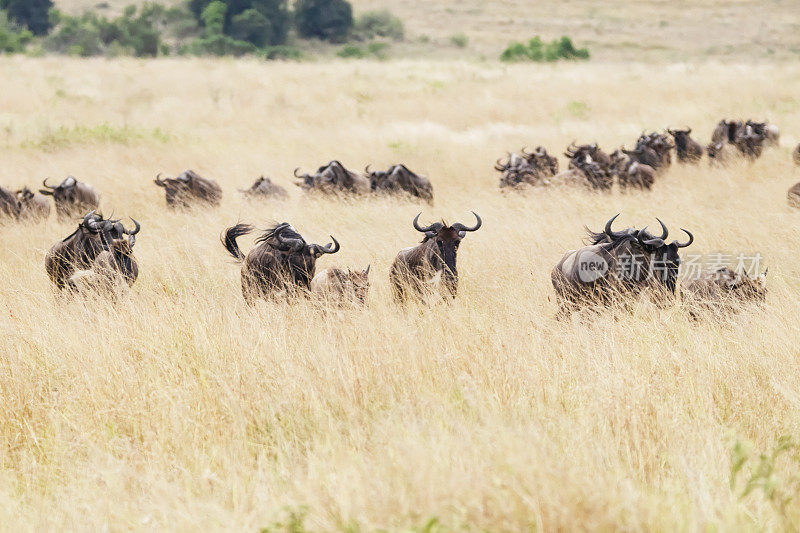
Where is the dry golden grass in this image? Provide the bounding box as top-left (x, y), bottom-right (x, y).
top-left (2, 56), bottom-right (800, 530)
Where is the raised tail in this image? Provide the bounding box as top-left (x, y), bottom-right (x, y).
top-left (221, 223), bottom-right (254, 261)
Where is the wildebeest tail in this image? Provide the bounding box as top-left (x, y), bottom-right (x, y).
top-left (222, 223), bottom-right (254, 261)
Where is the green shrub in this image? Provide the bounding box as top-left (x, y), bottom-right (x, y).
top-left (44, 11), bottom-right (104, 56)
top-left (367, 41), bottom-right (388, 58)
top-left (190, 0), bottom-right (289, 46)
top-left (0, 0), bottom-right (53, 35)
top-left (450, 33), bottom-right (468, 48)
top-left (0, 10), bottom-right (32, 53)
top-left (352, 9), bottom-right (403, 41)
top-left (294, 0), bottom-right (352, 43)
top-left (337, 43), bottom-right (363, 58)
top-left (262, 44), bottom-right (302, 60)
top-left (500, 35), bottom-right (589, 62)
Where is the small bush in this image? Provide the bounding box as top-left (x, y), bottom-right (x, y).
top-left (0, 10), bottom-right (33, 53)
top-left (337, 43), bottom-right (363, 58)
top-left (450, 33), bottom-right (468, 48)
top-left (295, 0), bottom-right (352, 43)
top-left (500, 35), bottom-right (589, 62)
top-left (352, 10), bottom-right (403, 41)
top-left (262, 44), bottom-right (302, 60)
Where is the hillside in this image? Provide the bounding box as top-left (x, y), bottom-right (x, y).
top-left (54, 0), bottom-right (800, 61)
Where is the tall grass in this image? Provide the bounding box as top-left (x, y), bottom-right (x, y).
top-left (1, 57), bottom-right (800, 529)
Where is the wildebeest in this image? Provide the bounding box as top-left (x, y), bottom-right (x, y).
top-left (682, 266), bottom-right (767, 318)
top-left (620, 160), bottom-right (656, 190)
top-left (633, 132), bottom-right (672, 170)
top-left (154, 170), bottom-right (222, 208)
top-left (222, 222), bottom-right (340, 304)
top-left (390, 212), bottom-right (482, 302)
top-left (295, 161), bottom-right (370, 195)
top-left (69, 218), bottom-right (140, 295)
top-left (565, 142), bottom-right (612, 171)
top-left (523, 146), bottom-right (559, 177)
top-left (44, 211), bottom-right (134, 290)
top-left (562, 143), bottom-right (613, 190)
top-left (310, 266), bottom-right (371, 306)
top-left (794, 143), bottom-right (800, 166)
top-left (667, 128), bottom-right (703, 163)
top-left (551, 214), bottom-right (693, 316)
top-left (788, 182), bottom-right (800, 209)
top-left (706, 141), bottom-right (736, 167)
top-left (366, 164), bottom-right (434, 202)
top-left (746, 120), bottom-right (780, 147)
top-left (240, 176), bottom-right (289, 200)
top-left (0, 185), bottom-right (21, 219)
top-left (16, 187), bottom-right (51, 221)
top-left (496, 152), bottom-right (540, 188)
top-left (39, 176), bottom-right (100, 221)
top-left (733, 123), bottom-right (767, 160)
top-left (712, 119), bottom-right (745, 144)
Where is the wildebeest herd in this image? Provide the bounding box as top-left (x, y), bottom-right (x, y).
top-left (0, 117), bottom-right (796, 315)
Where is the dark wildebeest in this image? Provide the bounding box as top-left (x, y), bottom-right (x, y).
top-left (44, 211), bottom-right (137, 290)
top-left (154, 170), bottom-right (222, 208)
top-left (222, 222), bottom-right (340, 305)
top-left (70, 218), bottom-right (140, 295)
top-left (793, 143), bottom-right (800, 166)
top-left (633, 132), bottom-right (672, 170)
top-left (295, 161), bottom-right (370, 195)
top-left (787, 182), bottom-right (800, 209)
top-left (746, 120), bottom-right (779, 147)
top-left (620, 160), bottom-right (656, 191)
top-left (366, 164), bottom-right (434, 202)
top-left (682, 266), bottom-right (767, 318)
top-left (240, 176), bottom-right (289, 200)
top-left (523, 146), bottom-right (559, 177)
top-left (16, 187), bottom-right (51, 221)
top-left (495, 152), bottom-right (541, 188)
top-left (0, 185), bottom-right (21, 219)
top-left (390, 212), bottom-right (482, 302)
top-left (565, 142), bottom-right (612, 172)
top-left (39, 176), bottom-right (100, 221)
top-left (733, 123), bottom-right (767, 160)
top-left (712, 119), bottom-right (745, 144)
top-left (563, 143), bottom-right (613, 190)
top-left (667, 128), bottom-right (703, 163)
top-left (310, 266), bottom-right (371, 307)
top-left (551, 214), bottom-right (693, 316)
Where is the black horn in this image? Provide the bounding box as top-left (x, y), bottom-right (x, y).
top-left (452, 211), bottom-right (482, 233)
top-left (413, 212), bottom-right (438, 233)
top-left (655, 218), bottom-right (669, 240)
top-left (673, 229), bottom-right (693, 248)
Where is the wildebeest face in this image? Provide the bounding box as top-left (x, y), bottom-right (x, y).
top-left (414, 212), bottom-right (482, 295)
top-left (636, 221), bottom-right (693, 294)
top-left (39, 176), bottom-right (77, 203)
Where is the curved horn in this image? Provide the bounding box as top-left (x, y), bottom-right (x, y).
top-left (655, 218), bottom-right (669, 240)
top-left (452, 211), bottom-right (482, 233)
top-left (494, 158), bottom-right (507, 171)
top-left (521, 146), bottom-right (533, 157)
top-left (604, 213), bottom-right (622, 237)
top-left (154, 173), bottom-right (166, 186)
top-left (82, 210), bottom-right (101, 233)
top-left (123, 217), bottom-right (141, 236)
top-left (293, 167), bottom-right (303, 178)
top-left (42, 178), bottom-right (56, 189)
top-left (673, 229), bottom-right (693, 248)
top-left (686, 127), bottom-right (692, 135)
top-left (365, 164), bottom-right (372, 175)
top-left (315, 236), bottom-right (340, 255)
top-left (413, 212), bottom-right (438, 233)
top-left (637, 228), bottom-right (664, 247)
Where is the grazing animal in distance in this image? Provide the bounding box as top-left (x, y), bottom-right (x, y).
top-left (0, 185), bottom-right (21, 219)
top-left (667, 128), bottom-right (703, 163)
top-left (240, 176), bottom-right (289, 200)
top-left (390, 212), bottom-right (482, 302)
top-left (551, 214), bottom-right (693, 316)
top-left (366, 164), bottom-right (434, 202)
top-left (222, 222), bottom-right (340, 305)
top-left (44, 211), bottom-right (121, 290)
top-left (682, 266), bottom-right (767, 318)
top-left (787, 182), bottom-right (800, 209)
top-left (39, 176), bottom-right (100, 221)
top-left (311, 266), bottom-right (371, 306)
top-left (154, 170), bottom-right (222, 208)
top-left (16, 187), bottom-right (51, 221)
top-left (295, 161), bottom-right (370, 195)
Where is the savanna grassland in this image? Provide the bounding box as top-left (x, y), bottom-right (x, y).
top-left (3, 6), bottom-right (800, 531)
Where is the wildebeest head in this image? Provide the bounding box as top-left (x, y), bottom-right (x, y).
top-left (413, 211), bottom-right (482, 294)
top-left (39, 176), bottom-right (78, 203)
top-left (667, 127), bottom-right (691, 148)
top-left (261, 222), bottom-right (340, 287)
